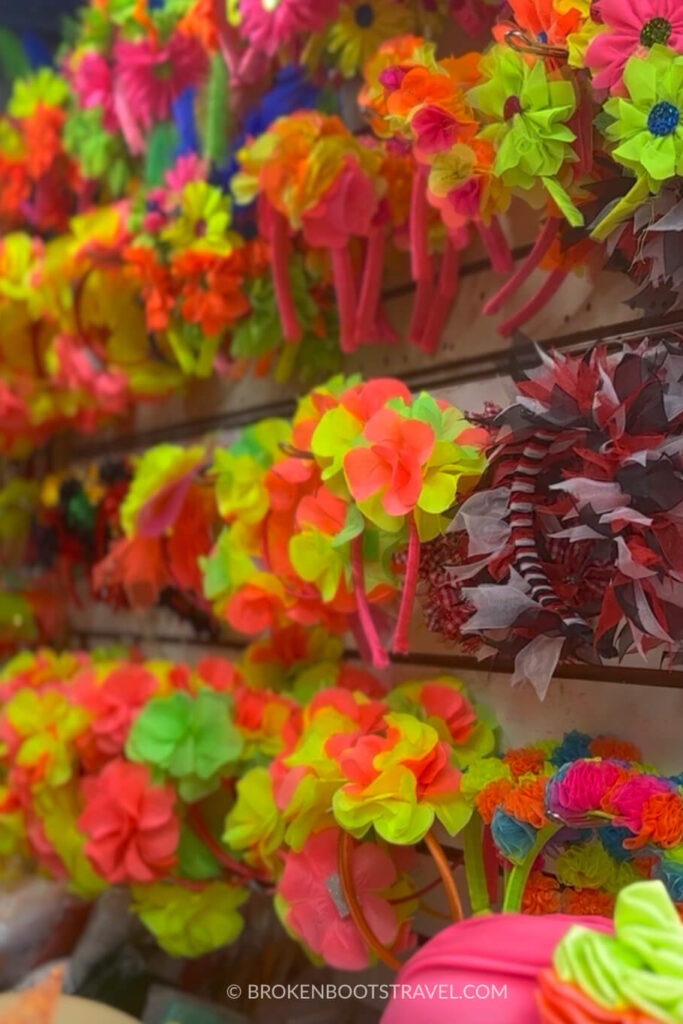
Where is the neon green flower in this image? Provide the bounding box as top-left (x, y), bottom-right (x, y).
top-left (131, 881), bottom-right (247, 957)
top-left (603, 46), bottom-right (683, 183)
top-left (288, 530), bottom-right (347, 603)
top-left (468, 46), bottom-right (581, 224)
top-left (126, 691), bottom-right (244, 802)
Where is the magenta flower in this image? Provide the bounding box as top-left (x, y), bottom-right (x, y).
top-left (546, 759), bottom-right (624, 824)
top-left (113, 31), bottom-right (207, 132)
top-left (277, 827), bottom-right (403, 969)
top-left (71, 50), bottom-right (117, 131)
top-left (239, 0), bottom-right (340, 57)
top-left (586, 0), bottom-right (683, 93)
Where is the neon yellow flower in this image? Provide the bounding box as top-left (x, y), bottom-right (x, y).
top-left (211, 451), bottom-right (269, 526)
top-left (288, 530), bottom-right (347, 603)
top-left (6, 691), bottom-right (90, 788)
top-left (162, 182), bottom-right (242, 255)
top-left (223, 767), bottom-right (285, 875)
top-left (131, 881), bottom-right (247, 957)
top-left (33, 785), bottom-right (107, 899)
top-left (327, 1), bottom-right (416, 79)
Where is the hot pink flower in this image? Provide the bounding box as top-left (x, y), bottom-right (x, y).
top-left (411, 106), bottom-right (463, 157)
top-left (165, 153), bottom-right (208, 193)
top-left (71, 50), bottom-right (117, 131)
top-left (547, 760), bottom-right (625, 823)
top-left (277, 827), bottom-right (402, 969)
top-left (239, 0), bottom-right (340, 57)
top-left (79, 760), bottom-right (179, 883)
top-left (586, 0), bottom-right (683, 93)
top-left (53, 335), bottom-right (129, 415)
top-left (113, 31), bottom-right (207, 132)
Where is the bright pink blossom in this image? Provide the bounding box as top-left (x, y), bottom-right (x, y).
top-left (239, 0), bottom-right (340, 57)
top-left (586, 0), bottom-right (683, 93)
top-left (113, 31), bottom-right (207, 132)
top-left (71, 50), bottom-right (117, 131)
top-left (301, 161), bottom-right (378, 249)
top-left (602, 773), bottom-right (674, 833)
top-left (74, 665), bottom-right (156, 762)
top-left (548, 760), bottom-right (625, 821)
top-left (79, 760), bottom-right (179, 883)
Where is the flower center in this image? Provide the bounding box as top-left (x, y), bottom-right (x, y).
top-left (647, 100), bottom-right (680, 137)
top-left (153, 58), bottom-right (173, 81)
top-left (194, 218), bottom-right (207, 237)
top-left (503, 95), bottom-right (523, 120)
top-left (537, 30), bottom-right (548, 43)
top-left (640, 17), bottom-right (672, 46)
top-left (354, 3), bottom-right (374, 28)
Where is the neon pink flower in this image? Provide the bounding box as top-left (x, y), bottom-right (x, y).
top-left (586, 0), bottom-right (683, 93)
top-left (277, 827), bottom-right (402, 969)
top-left (113, 31), bottom-right (207, 131)
top-left (53, 335), bottom-right (129, 415)
top-left (72, 50), bottom-right (117, 131)
top-left (79, 760), bottom-right (179, 883)
top-left (547, 760), bottom-right (624, 822)
top-left (344, 408), bottom-right (435, 517)
top-left (239, 0), bottom-right (340, 57)
top-left (165, 153), bottom-right (208, 192)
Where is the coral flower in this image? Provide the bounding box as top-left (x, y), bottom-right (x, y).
top-left (344, 408), bottom-right (435, 518)
top-left (79, 759), bottom-right (179, 883)
top-left (113, 31), bottom-right (207, 131)
top-left (586, 0), bottom-right (683, 93)
top-left (75, 664), bottom-right (157, 762)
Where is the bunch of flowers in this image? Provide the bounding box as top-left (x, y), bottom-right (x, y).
top-left (472, 732), bottom-right (683, 915)
top-left (0, 646), bottom-right (500, 969)
top-left (228, 673), bottom-right (497, 966)
top-left (201, 375), bottom-right (486, 664)
top-left (421, 340), bottom-right (683, 697)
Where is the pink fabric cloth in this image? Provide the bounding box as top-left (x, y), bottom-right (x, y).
top-left (381, 913), bottom-right (613, 1024)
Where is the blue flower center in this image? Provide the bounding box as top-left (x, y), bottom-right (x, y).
top-left (354, 3), bottom-right (374, 28)
top-left (537, 30), bottom-right (548, 43)
top-left (640, 17), bottom-right (672, 46)
top-left (647, 101), bottom-right (680, 137)
top-left (503, 95), bottom-right (523, 120)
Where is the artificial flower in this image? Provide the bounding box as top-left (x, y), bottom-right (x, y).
top-left (586, 0), bottom-right (683, 93)
top-left (275, 827), bottom-right (407, 969)
top-left (223, 766), bottom-right (285, 874)
top-left (468, 45), bottom-right (581, 224)
top-left (327, 1), bottom-right (416, 79)
top-left (131, 880), bottom-right (247, 956)
top-left (79, 759), bottom-right (179, 883)
top-left (239, 0), bottom-right (340, 56)
top-left (602, 45), bottom-right (683, 183)
top-left (126, 690), bottom-right (244, 801)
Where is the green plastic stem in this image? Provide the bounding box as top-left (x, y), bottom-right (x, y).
top-left (462, 814), bottom-right (491, 915)
top-left (502, 823), bottom-right (561, 913)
